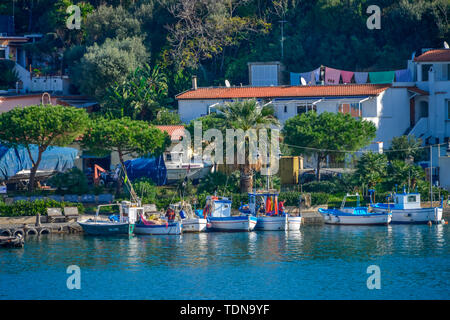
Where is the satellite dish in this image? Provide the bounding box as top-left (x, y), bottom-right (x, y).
top-left (300, 77), bottom-right (307, 86)
top-left (444, 41), bottom-right (449, 49)
top-left (225, 80), bottom-right (231, 87)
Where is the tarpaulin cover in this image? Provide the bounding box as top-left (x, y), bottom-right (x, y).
top-left (124, 155), bottom-right (167, 186)
top-left (0, 144), bottom-right (78, 181)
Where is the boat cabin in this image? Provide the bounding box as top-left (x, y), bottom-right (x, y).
top-left (247, 190), bottom-right (282, 216)
top-left (393, 193), bottom-right (421, 209)
top-left (206, 196), bottom-right (232, 217)
top-left (119, 201), bottom-right (143, 224)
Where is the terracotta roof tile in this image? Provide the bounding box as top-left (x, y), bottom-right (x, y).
top-left (176, 84), bottom-right (391, 100)
top-left (155, 125), bottom-right (185, 141)
top-left (414, 49), bottom-right (450, 62)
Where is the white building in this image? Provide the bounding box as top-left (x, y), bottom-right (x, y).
top-left (176, 83), bottom-right (427, 149)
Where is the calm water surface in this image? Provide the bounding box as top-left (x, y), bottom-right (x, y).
top-left (1, 224), bottom-right (449, 300)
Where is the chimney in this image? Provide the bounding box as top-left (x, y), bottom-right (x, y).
top-left (192, 75), bottom-right (198, 90)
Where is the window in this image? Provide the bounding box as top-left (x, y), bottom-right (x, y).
top-left (407, 195), bottom-right (417, 203)
top-left (420, 101), bottom-right (428, 118)
top-left (338, 103), bottom-right (361, 117)
top-left (284, 105), bottom-right (287, 113)
top-left (0, 48), bottom-right (5, 59)
top-left (447, 64), bottom-right (450, 81)
top-left (296, 103), bottom-right (315, 115)
top-left (422, 64), bottom-right (432, 81)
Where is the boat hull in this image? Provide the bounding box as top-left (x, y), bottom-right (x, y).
top-left (319, 209), bottom-right (391, 225)
top-left (78, 221), bottom-right (134, 235)
top-left (208, 216), bottom-right (257, 232)
top-left (288, 216), bottom-right (302, 230)
top-left (372, 206), bottom-right (443, 224)
top-left (134, 222), bottom-right (182, 235)
top-left (182, 218), bottom-right (207, 232)
top-left (255, 216), bottom-right (287, 231)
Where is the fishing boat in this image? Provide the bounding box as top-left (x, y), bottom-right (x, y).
top-left (318, 194), bottom-right (391, 225)
top-left (204, 196), bottom-right (257, 232)
top-left (0, 234), bottom-right (24, 248)
top-left (370, 192), bottom-right (443, 224)
top-left (169, 202), bottom-right (207, 232)
top-left (134, 213), bottom-right (182, 235)
top-left (240, 190), bottom-right (302, 231)
top-left (78, 202), bottom-right (141, 235)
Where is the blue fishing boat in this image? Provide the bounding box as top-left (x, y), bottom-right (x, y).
top-left (203, 196), bottom-right (257, 232)
top-left (318, 194), bottom-right (391, 225)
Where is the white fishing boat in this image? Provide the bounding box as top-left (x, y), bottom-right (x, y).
top-left (240, 190), bottom-right (302, 231)
top-left (371, 192), bottom-right (443, 224)
top-left (170, 202), bottom-right (207, 232)
top-left (204, 196), bottom-right (257, 232)
top-left (318, 194), bottom-right (391, 225)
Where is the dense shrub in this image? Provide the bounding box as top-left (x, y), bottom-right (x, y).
top-left (0, 199), bottom-right (84, 217)
top-left (0, 59), bottom-right (19, 89)
top-left (48, 168), bottom-right (89, 195)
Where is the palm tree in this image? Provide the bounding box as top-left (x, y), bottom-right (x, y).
top-left (215, 99), bottom-right (279, 193)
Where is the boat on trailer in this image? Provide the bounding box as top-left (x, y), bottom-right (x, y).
top-left (318, 194), bottom-right (391, 226)
top-left (240, 190), bottom-right (302, 231)
top-left (371, 192), bottom-right (443, 224)
top-left (78, 202), bottom-right (141, 236)
top-left (204, 196), bottom-right (257, 232)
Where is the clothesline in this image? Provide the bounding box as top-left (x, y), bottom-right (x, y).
top-left (290, 66), bottom-right (412, 86)
top-left (280, 142), bottom-right (447, 154)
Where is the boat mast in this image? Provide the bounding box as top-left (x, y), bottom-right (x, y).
top-left (430, 145), bottom-right (432, 208)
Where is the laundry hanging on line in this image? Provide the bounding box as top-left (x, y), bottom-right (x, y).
top-left (395, 69), bottom-right (412, 82)
top-left (369, 71), bottom-right (395, 84)
top-left (354, 72), bottom-right (369, 84)
top-left (325, 67), bottom-right (341, 84)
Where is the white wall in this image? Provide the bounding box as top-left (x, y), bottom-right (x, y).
top-left (439, 156), bottom-right (450, 191)
top-left (178, 99), bottom-right (230, 123)
top-left (373, 88), bottom-right (411, 148)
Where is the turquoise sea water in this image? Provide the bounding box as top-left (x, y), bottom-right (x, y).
top-left (0, 224), bottom-right (449, 300)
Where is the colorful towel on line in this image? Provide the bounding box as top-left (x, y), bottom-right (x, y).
top-left (325, 67), bottom-right (341, 84)
top-left (395, 69), bottom-right (412, 82)
top-left (290, 72), bottom-right (300, 86)
top-left (369, 71), bottom-right (395, 84)
top-left (354, 72), bottom-right (369, 84)
top-left (313, 67), bottom-right (320, 83)
top-left (340, 70), bottom-right (354, 84)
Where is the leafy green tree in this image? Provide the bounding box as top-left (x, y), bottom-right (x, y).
top-left (355, 152), bottom-right (388, 189)
top-left (214, 99), bottom-right (279, 192)
top-left (283, 112), bottom-right (376, 181)
top-left (152, 108), bottom-right (182, 125)
top-left (387, 160), bottom-right (426, 191)
top-left (72, 37), bottom-right (149, 98)
top-left (81, 117), bottom-right (171, 193)
top-left (387, 135), bottom-right (424, 162)
top-left (84, 4), bottom-right (142, 46)
top-left (101, 64), bottom-right (169, 121)
top-left (0, 105), bottom-right (89, 191)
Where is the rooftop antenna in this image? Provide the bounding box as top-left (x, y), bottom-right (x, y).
top-left (225, 79), bottom-right (231, 87)
top-left (279, 20), bottom-right (287, 60)
top-left (300, 77), bottom-right (307, 86)
top-left (444, 41), bottom-right (449, 49)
